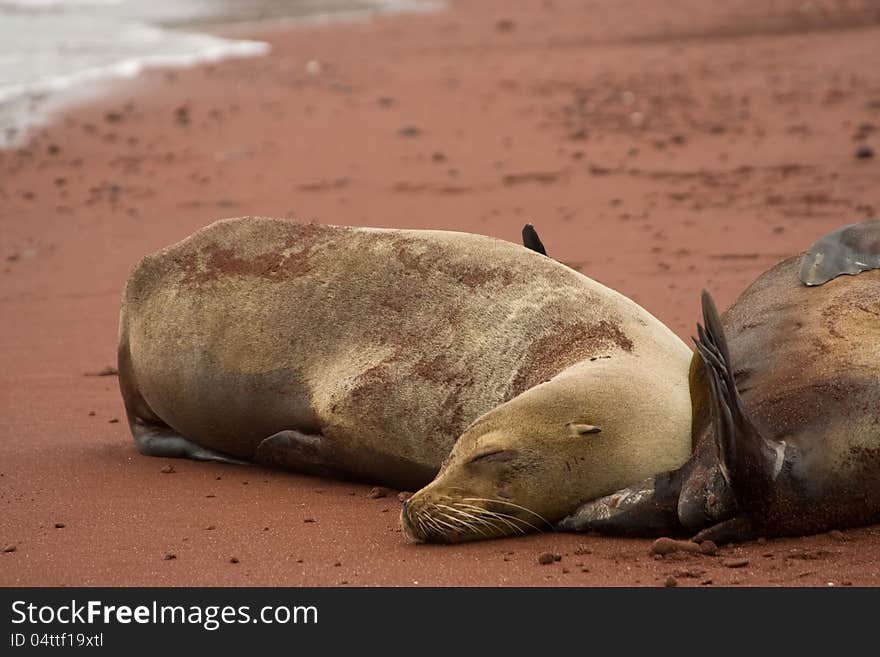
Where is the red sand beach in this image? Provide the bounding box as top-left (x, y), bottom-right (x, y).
top-left (2, 0), bottom-right (880, 586)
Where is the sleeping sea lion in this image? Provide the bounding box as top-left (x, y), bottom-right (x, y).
top-left (118, 217), bottom-right (695, 542)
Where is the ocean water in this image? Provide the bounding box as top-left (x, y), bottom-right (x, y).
top-left (0, 0), bottom-right (439, 145)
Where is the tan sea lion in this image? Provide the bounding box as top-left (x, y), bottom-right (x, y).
top-left (559, 219), bottom-right (880, 542)
top-left (118, 217), bottom-right (694, 542)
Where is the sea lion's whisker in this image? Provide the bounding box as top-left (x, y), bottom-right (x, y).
top-left (455, 503), bottom-right (529, 534)
top-left (471, 507), bottom-right (532, 535)
top-left (430, 511), bottom-right (466, 535)
top-left (436, 504), bottom-right (492, 536)
top-left (462, 497), bottom-right (552, 528)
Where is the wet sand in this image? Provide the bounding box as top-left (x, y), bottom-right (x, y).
top-left (2, 0), bottom-right (880, 586)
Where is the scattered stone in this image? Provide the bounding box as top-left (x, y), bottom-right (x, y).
top-left (54, 523), bottom-right (65, 529)
top-left (163, 553), bottom-right (176, 561)
top-left (105, 111), bottom-right (124, 123)
top-left (699, 540), bottom-right (719, 556)
top-left (664, 576), bottom-right (678, 588)
top-left (537, 552), bottom-right (556, 565)
top-left (47, 144), bottom-right (61, 155)
top-left (205, 525), bottom-right (215, 531)
top-left (367, 487), bottom-right (389, 499)
top-left (573, 546), bottom-right (593, 556)
top-left (673, 568), bottom-right (705, 579)
top-left (431, 151), bottom-right (447, 163)
top-left (397, 491), bottom-right (413, 502)
top-left (85, 365), bottom-right (118, 377)
top-left (856, 146), bottom-right (875, 159)
top-left (828, 530), bottom-right (848, 542)
top-left (2, 545), bottom-right (16, 553)
top-left (108, 418), bottom-right (119, 424)
top-left (398, 126), bottom-right (421, 138)
top-left (496, 19), bottom-right (516, 32)
top-left (88, 411), bottom-right (96, 416)
top-left (174, 106), bottom-right (190, 125)
top-left (303, 518), bottom-right (316, 523)
top-left (230, 557), bottom-right (239, 564)
top-left (159, 465), bottom-right (175, 474)
top-left (561, 568), bottom-right (570, 574)
top-left (649, 537), bottom-right (701, 556)
top-left (722, 558), bottom-right (749, 569)
top-left (333, 561), bottom-right (342, 567)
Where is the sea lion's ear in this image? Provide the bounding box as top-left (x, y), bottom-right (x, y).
top-left (799, 219), bottom-right (880, 286)
top-left (566, 422), bottom-right (601, 436)
top-left (522, 223), bottom-right (548, 256)
top-left (693, 291), bottom-right (776, 515)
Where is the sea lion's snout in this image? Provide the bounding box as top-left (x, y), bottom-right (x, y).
top-left (400, 499), bottom-right (423, 544)
top-left (400, 486), bottom-right (544, 544)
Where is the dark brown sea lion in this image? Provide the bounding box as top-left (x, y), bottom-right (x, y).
top-left (118, 217), bottom-right (695, 542)
top-left (559, 219), bottom-right (880, 541)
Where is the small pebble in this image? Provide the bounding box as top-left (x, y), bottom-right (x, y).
top-left (303, 518), bottom-right (316, 523)
top-left (160, 465), bottom-right (175, 474)
top-left (649, 537), bottom-right (701, 556)
top-left (722, 558), bottom-right (749, 569)
top-left (367, 487), bottom-right (389, 499)
top-left (699, 540), bottom-right (719, 556)
top-left (664, 576), bottom-right (678, 588)
top-left (828, 530), bottom-right (847, 542)
top-left (856, 146), bottom-right (875, 159)
top-left (163, 553), bottom-right (176, 561)
top-left (54, 523), bottom-right (65, 529)
top-left (2, 545), bottom-right (16, 553)
top-left (230, 557), bottom-right (239, 564)
top-left (537, 552), bottom-right (556, 565)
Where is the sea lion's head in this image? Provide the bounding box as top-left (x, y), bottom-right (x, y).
top-left (400, 405), bottom-right (614, 543)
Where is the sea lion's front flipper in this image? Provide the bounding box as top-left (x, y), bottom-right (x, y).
top-left (521, 223), bottom-right (548, 256)
top-left (253, 430), bottom-right (345, 479)
top-left (693, 291), bottom-right (777, 518)
top-left (556, 471), bottom-right (687, 537)
top-left (799, 219), bottom-right (880, 286)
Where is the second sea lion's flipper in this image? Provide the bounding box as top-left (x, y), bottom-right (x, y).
top-left (799, 219), bottom-right (880, 286)
top-left (556, 471), bottom-right (687, 537)
top-left (691, 514), bottom-right (755, 544)
top-left (693, 291), bottom-right (777, 519)
top-left (521, 223), bottom-right (548, 256)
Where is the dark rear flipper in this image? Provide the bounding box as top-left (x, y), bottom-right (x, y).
top-left (556, 471), bottom-right (687, 537)
top-left (693, 291), bottom-right (778, 520)
top-left (521, 223), bottom-right (547, 256)
top-left (800, 219), bottom-right (880, 286)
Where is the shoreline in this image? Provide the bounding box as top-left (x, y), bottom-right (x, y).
top-left (0, 0), bottom-right (444, 148)
top-left (1, 0), bottom-right (879, 586)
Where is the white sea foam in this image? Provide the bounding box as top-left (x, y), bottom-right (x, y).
top-left (0, 0), bottom-right (440, 147)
